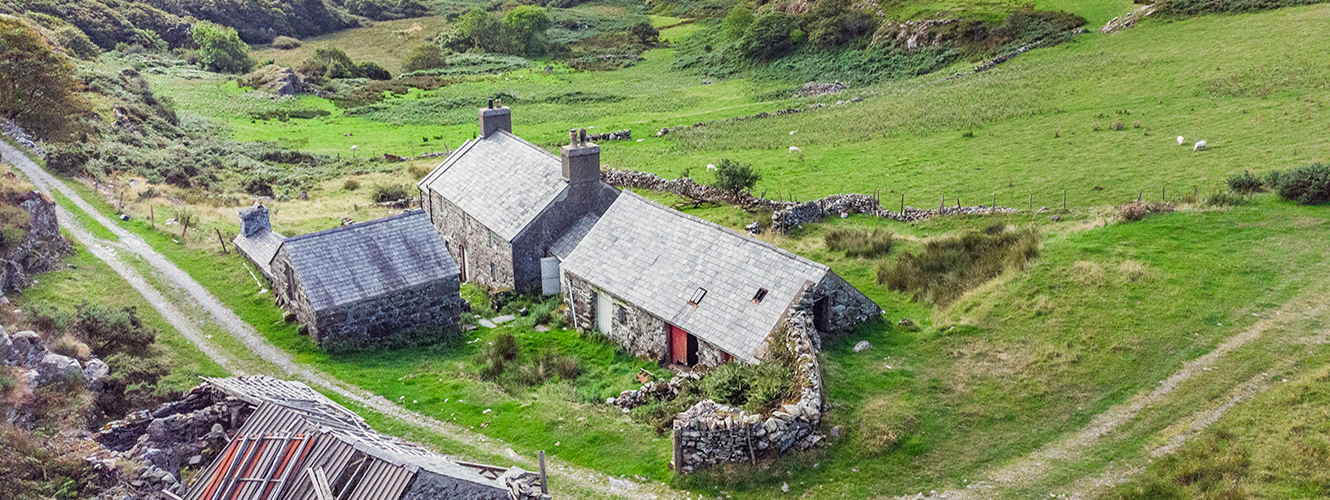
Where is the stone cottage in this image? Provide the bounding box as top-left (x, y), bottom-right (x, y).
top-left (560, 191), bottom-right (881, 368)
top-left (267, 210), bottom-right (463, 349)
top-left (232, 202), bottom-right (285, 281)
top-left (417, 101), bottom-right (620, 295)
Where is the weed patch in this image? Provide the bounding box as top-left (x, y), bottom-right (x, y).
top-left (825, 228), bottom-right (894, 258)
top-left (877, 225), bottom-right (1040, 306)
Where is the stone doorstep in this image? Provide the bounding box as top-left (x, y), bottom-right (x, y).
top-left (478, 319), bottom-right (497, 328)
top-left (492, 314), bottom-right (516, 325)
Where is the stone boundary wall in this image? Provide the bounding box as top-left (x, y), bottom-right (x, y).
top-left (0, 120), bottom-right (45, 158)
top-left (602, 169), bottom-right (1017, 233)
top-left (671, 311), bottom-right (825, 473)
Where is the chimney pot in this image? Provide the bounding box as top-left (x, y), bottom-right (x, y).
top-left (488, 98), bottom-right (494, 109)
top-left (569, 129), bottom-right (578, 146)
top-left (496, 98), bottom-right (502, 107)
top-left (578, 128), bottom-right (587, 145)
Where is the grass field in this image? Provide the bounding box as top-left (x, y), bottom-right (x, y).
top-left (81, 2), bottom-right (1330, 498)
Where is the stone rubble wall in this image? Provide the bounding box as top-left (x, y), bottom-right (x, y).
top-left (603, 169), bottom-right (1018, 233)
top-left (671, 311), bottom-right (825, 474)
top-left (0, 119), bottom-right (46, 158)
top-left (652, 98), bottom-right (864, 138)
top-left (1102, 4), bottom-right (1158, 34)
top-left (585, 129), bottom-right (631, 142)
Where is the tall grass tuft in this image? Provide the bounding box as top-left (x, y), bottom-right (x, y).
top-left (825, 228), bottom-right (894, 258)
top-left (877, 226), bottom-right (1040, 305)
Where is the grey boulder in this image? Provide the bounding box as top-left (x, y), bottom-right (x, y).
top-left (35, 352), bottom-right (84, 385)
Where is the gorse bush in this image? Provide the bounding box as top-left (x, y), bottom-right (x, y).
top-left (271, 36), bottom-right (301, 49)
top-left (1156, 0), bottom-right (1329, 17)
top-left (878, 225), bottom-right (1040, 305)
top-left (825, 228), bottom-right (893, 258)
top-left (370, 184), bottom-right (411, 203)
top-left (704, 363), bottom-right (752, 405)
top-left (710, 159), bottom-right (761, 194)
top-left (1226, 170), bottom-right (1264, 194)
top-left (403, 44), bottom-right (448, 73)
top-left (1266, 163), bottom-right (1330, 205)
top-left (74, 302), bottom-right (155, 358)
top-left (192, 21), bottom-right (254, 74)
top-left (342, 179), bottom-right (360, 191)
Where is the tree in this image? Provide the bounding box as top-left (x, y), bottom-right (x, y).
top-left (192, 21), bottom-right (254, 73)
top-left (723, 6), bottom-right (754, 41)
top-left (503, 5), bottom-right (551, 56)
top-left (0, 16), bottom-right (83, 140)
top-left (738, 13), bottom-right (797, 61)
top-left (403, 43), bottom-right (448, 72)
top-left (628, 21), bottom-right (659, 47)
top-left (455, 8), bottom-right (507, 53)
top-left (357, 62), bottom-right (391, 80)
top-left (712, 159), bottom-right (761, 194)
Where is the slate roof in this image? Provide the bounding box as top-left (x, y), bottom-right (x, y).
top-left (184, 376), bottom-right (508, 500)
top-left (560, 192), bottom-right (830, 363)
top-left (549, 214), bottom-right (599, 260)
top-left (418, 130), bottom-right (569, 241)
top-left (233, 228), bottom-right (285, 277)
top-left (274, 211), bottom-right (458, 312)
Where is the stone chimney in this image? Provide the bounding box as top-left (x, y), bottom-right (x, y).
top-left (239, 202), bottom-right (271, 237)
top-left (561, 128), bottom-right (600, 191)
top-left (478, 98), bottom-right (511, 138)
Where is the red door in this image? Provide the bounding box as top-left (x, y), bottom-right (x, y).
top-left (670, 325), bottom-right (689, 365)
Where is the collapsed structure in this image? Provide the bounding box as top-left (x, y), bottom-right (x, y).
top-left (180, 376), bottom-right (548, 500)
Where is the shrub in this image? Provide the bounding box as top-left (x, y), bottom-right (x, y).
top-left (723, 6), bottom-right (754, 40)
top-left (1118, 199), bottom-right (1175, 221)
top-left (403, 44), bottom-right (448, 73)
top-left (370, 183), bottom-right (412, 202)
top-left (1266, 163), bottom-right (1330, 205)
top-left (710, 159), bottom-right (761, 194)
top-left (1205, 190), bottom-right (1249, 207)
top-left (271, 36), bottom-right (302, 50)
top-left (491, 333), bottom-right (520, 361)
top-left (704, 363), bottom-right (753, 406)
top-left (192, 21), bottom-right (254, 74)
top-left (738, 13), bottom-right (797, 61)
top-left (54, 26), bottom-right (101, 60)
top-left (357, 62), bottom-right (391, 80)
top-left (74, 303), bottom-right (155, 358)
top-left (743, 364), bottom-right (792, 414)
top-left (99, 352), bottom-right (169, 416)
top-left (242, 173), bottom-right (276, 196)
top-left (1226, 170), bottom-right (1264, 194)
top-left (825, 228), bottom-right (893, 258)
top-left (45, 144), bottom-right (90, 176)
top-left (0, 17), bottom-right (85, 140)
top-left (479, 356), bottom-right (505, 381)
top-left (877, 226), bottom-right (1040, 305)
top-left (504, 6), bottom-right (552, 56)
top-left (343, 179), bottom-right (361, 191)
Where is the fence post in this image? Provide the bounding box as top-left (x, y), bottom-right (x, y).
top-left (216, 228), bottom-right (228, 254)
top-left (1162, 186), bottom-right (1166, 202)
top-left (900, 193), bottom-right (905, 214)
top-left (1063, 190), bottom-right (1067, 210)
top-left (940, 195), bottom-right (945, 213)
top-left (992, 193), bottom-right (996, 208)
top-left (538, 451), bottom-right (548, 494)
top-left (1029, 195), bottom-right (1032, 211)
top-left (150, 205), bottom-right (154, 229)
top-left (181, 217), bottom-right (189, 239)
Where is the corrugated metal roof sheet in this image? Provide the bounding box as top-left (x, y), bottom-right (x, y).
top-left (418, 130), bottom-right (570, 241)
top-left (275, 210), bottom-right (459, 311)
top-left (561, 191), bottom-right (831, 363)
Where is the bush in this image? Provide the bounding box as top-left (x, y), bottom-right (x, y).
top-left (0, 17), bottom-right (85, 140)
top-left (1226, 170), bottom-right (1264, 194)
top-left (877, 226), bottom-right (1040, 305)
top-left (825, 228), bottom-right (893, 258)
top-left (74, 303), bottom-right (155, 358)
top-left (504, 6), bottom-right (552, 56)
top-left (192, 21), bottom-right (254, 74)
top-left (710, 159), bottom-right (761, 194)
top-left (370, 183), bottom-right (412, 203)
top-left (1266, 163), bottom-right (1330, 205)
top-left (723, 6), bottom-right (754, 40)
top-left (738, 13), bottom-right (797, 61)
top-left (743, 364), bottom-right (792, 414)
top-left (271, 36), bottom-right (302, 49)
top-left (704, 363), bottom-right (753, 406)
top-left (242, 173), bottom-right (277, 196)
top-left (1118, 199), bottom-right (1174, 221)
top-left (99, 352), bottom-right (169, 416)
top-left (54, 26), bottom-right (101, 60)
top-left (1204, 190), bottom-right (1249, 207)
top-left (343, 179), bottom-right (361, 191)
top-left (357, 62), bottom-right (392, 80)
top-left (403, 44), bottom-right (448, 73)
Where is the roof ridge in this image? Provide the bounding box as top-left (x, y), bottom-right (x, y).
top-left (618, 191), bottom-right (829, 272)
top-left (283, 210), bottom-right (425, 244)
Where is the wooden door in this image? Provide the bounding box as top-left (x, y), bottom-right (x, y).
top-left (458, 246), bottom-right (467, 282)
top-left (540, 257), bottom-right (560, 295)
top-left (671, 325), bottom-right (689, 366)
top-left (596, 292), bottom-right (613, 335)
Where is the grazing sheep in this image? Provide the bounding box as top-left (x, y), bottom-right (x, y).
top-left (1177, 136), bottom-right (1185, 146)
top-left (790, 131), bottom-right (798, 135)
top-left (789, 146), bottom-right (802, 153)
top-left (1194, 140), bottom-right (1207, 151)
top-left (706, 163), bottom-right (717, 171)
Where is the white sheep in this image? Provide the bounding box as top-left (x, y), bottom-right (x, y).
top-left (706, 163), bottom-right (717, 171)
top-left (790, 131), bottom-right (798, 135)
top-left (1194, 140), bottom-right (1207, 151)
top-left (1177, 136), bottom-right (1185, 146)
top-left (789, 146), bottom-right (802, 153)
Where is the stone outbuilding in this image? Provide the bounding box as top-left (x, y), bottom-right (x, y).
top-left (560, 191), bottom-right (881, 368)
top-left (233, 202), bottom-right (285, 281)
top-left (267, 210), bottom-right (463, 350)
top-left (417, 101), bottom-right (619, 295)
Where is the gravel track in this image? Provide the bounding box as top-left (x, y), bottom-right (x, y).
top-left (0, 139), bottom-right (671, 500)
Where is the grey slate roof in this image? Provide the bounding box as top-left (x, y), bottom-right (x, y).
top-left (233, 228), bottom-right (285, 277)
top-left (418, 130), bottom-right (569, 241)
top-left (185, 376), bottom-right (508, 500)
top-left (560, 192), bottom-right (830, 363)
top-left (274, 211), bottom-right (458, 311)
top-left (549, 214), bottom-right (600, 260)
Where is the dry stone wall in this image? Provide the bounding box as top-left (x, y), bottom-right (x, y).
top-left (672, 311), bottom-right (826, 473)
top-left (603, 169), bottom-right (1018, 233)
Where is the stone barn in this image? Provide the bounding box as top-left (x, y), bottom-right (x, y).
top-left (232, 202), bottom-right (285, 281)
top-left (559, 192), bottom-right (881, 368)
top-left (417, 101), bottom-right (620, 295)
top-left (267, 210), bottom-right (463, 350)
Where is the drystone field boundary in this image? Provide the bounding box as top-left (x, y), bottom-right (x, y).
top-left (0, 137), bottom-right (676, 500)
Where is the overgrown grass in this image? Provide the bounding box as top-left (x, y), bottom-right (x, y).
top-left (824, 228), bottom-right (894, 258)
top-left (877, 224), bottom-right (1039, 305)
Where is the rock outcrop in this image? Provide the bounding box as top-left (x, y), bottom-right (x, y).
top-left (0, 190), bottom-right (73, 293)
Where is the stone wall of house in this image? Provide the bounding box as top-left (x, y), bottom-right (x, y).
top-left (511, 182), bottom-right (618, 294)
top-left (672, 311), bottom-right (825, 473)
top-left (425, 191), bottom-right (516, 290)
top-left (270, 248), bottom-right (462, 350)
top-left (312, 277), bottom-right (463, 350)
top-left (804, 272), bottom-right (882, 339)
top-left (564, 272), bottom-right (732, 367)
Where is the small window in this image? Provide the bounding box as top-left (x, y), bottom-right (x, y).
top-left (615, 304), bottom-right (626, 323)
top-left (490, 261), bottom-right (497, 279)
top-left (488, 229), bottom-right (495, 248)
top-left (687, 287), bottom-right (707, 306)
top-left (752, 288), bottom-right (768, 304)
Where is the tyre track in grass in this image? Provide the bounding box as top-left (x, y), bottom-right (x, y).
top-left (895, 290), bottom-right (1324, 500)
top-left (0, 139), bottom-right (674, 500)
